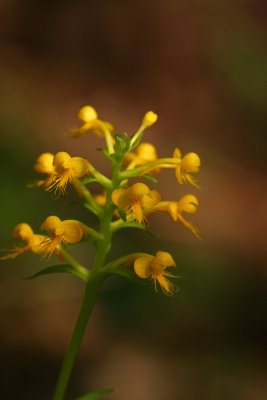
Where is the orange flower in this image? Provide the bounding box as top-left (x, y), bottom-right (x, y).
top-left (40, 216), bottom-right (84, 258)
top-left (133, 251), bottom-right (178, 295)
top-left (112, 183), bottom-right (161, 224)
top-left (0, 223), bottom-right (46, 259)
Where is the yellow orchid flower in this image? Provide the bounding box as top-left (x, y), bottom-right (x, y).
top-left (148, 194), bottom-right (200, 239)
top-left (173, 148), bottom-right (200, 187)
top-left (27, 153), bottom-right (56, 189)
top-left (111, 182), bottom-right (161, 224)
top-left (70, 105), bottom-right (115, 138)
top-left (0, 223), bottom-right (46, 259)
top-left (40, 216), bottom-right (84, 258)
top-left (46, 152), bottom-right (90, 194)
top-left (124, 143), bottom-right (160, 174)
top-left (133, 251), bottom-right (178, 295)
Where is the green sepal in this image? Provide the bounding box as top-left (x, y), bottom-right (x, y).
top-left (142, 174), bottom-right (159, 184)
top-left (109, 266), bottom-right (145, 285)
top-left (79, 177), bottom-right (99, 186)
top-left (23, 264), bottom-right (88, 282)
top-left (75, 388), bottom-right (114, 400)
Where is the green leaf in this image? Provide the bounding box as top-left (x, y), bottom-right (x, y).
top-left (142, 174), bottom-right (159, 184)
top-left (75, 388), bottom-right (114, 400)
top-left (110, 266), bottom-right (145, 285)
top-left (115, 221), bottom-right (157, 237)
top-left (23, 264), bottom-right (88, 282)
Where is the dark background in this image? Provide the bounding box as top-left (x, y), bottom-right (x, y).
top-left (0, 1), bottom-right (266, 399)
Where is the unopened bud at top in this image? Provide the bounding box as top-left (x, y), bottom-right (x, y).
top-left (77, 106), bottom-right (98, 122)
top-left (142, 111), bottom-right (158, 127)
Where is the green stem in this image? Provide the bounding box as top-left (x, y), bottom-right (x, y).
top-left (79, 223), bottom-right (104, 241)
top-left (119, 157), bottom-right (180, 180)
top-left (103, 252), bottom-right (149, 272)
top-left (53, 271), bottom-right (105, 400)
top-left (53, 162), bottom-right (121, 400)
top-left (59, 247), bottom-right (89, 281)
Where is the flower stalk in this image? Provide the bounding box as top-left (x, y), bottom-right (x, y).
top-left (1, 105), bottom-right (202, 400)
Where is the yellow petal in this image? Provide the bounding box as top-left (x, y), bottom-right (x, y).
top-left (61, 221), bottom-right (84, 243)
top-left (34, 153), bottom-right (55, 174)
top-left (142, 189), bottom-right (161, 208)
top-left (112, 188), bottom-right (131, 209)
top-left (173, 148), bottom-right (182, 159)
top-left (134, 256), bottom-right (153, 278)
top-left (53, 152), bottom-right (72, 174)
top-left (30, 234), bottom-right (47, 255)
top-left (12, 223), bottom-right (34, 241)
top-left (136, 143), bottom-right (158, 163)
top-left (41, 216), bottom-right (62, 235)
top-left (181, 152), bottom-right (200, 173)
top-left (128, 183), bottom-right (150, 202)
top-left (155, 251), bottom-right (176, 269)
top-left (178, 194), bottom-right (198, 214)
top-left (70, 157), bottom-right (89, 178)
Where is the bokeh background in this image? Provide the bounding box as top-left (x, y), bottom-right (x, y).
top-left (0, 1), bottom-right (266, 399)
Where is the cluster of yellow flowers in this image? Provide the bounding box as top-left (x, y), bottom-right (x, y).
top-left (2, 106), bottom-right (201, 295)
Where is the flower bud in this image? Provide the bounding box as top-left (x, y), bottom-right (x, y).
top-left (142, 111), bottom-right (158, 127)
top-left (77, 106), bottom-right (98, 122)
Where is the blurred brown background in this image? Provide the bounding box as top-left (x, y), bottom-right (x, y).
top-left (0, 1), bottom-right (266, 399)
